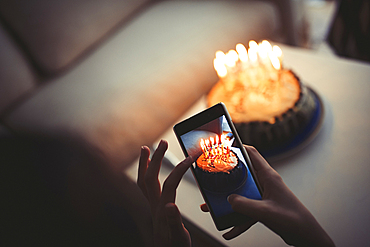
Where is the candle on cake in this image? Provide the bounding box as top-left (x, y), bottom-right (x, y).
top-left (195, 134), bottom-right (247, 193)
top-left (198, 134), bottom-right (233, 172)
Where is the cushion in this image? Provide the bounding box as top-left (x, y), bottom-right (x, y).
top-left (0, 24), bottom-right (35, 115)
top-left (0, 0), bottom-right (151, 75)
top-left (4, 0), bottom-right (279, 170)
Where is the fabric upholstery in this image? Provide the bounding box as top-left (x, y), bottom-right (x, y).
top-left (4, 1), bottom-right (279, 170)
top-left (0, 24), bottom-right (35, 116)
top-left (0, 0), bottom-right (151, 75)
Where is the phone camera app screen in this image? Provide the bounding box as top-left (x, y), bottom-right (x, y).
top-left (180, 115), bottom-right (262, 218)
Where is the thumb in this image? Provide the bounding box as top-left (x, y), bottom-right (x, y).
top-left (228, 194), bottom-right (269, 220)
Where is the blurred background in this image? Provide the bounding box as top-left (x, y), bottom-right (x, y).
top-left (302, 0), bottom-right (337, 53)
top-left (303, 0), bottom-right (369, 62)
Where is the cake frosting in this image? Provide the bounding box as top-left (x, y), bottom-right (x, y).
top-left (195, 149), bottom-right (247, 193)
top-left (196, 149), bottom-right (238, 173)
top-left (208, 69), bottom-right (301, 124)
top-left (207, 69), bottom-right (316, 153)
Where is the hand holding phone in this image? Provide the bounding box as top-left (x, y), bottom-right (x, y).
top-left (173, 103), bottom-right (263, 230)
top-left (221, 145), bottom-right (335, 247)
top-left (137, 103), bottom-right (334, 246)
top-left (172, 103), bottom-right (334, 246)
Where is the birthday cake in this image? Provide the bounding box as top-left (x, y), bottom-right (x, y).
top-left (195, 149), bottom-right (247, 193)
top-left (208, 41), bottom-right (317, 153)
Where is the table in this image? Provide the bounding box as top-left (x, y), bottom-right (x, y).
top-left (127, 44), bottom-right (370, 246)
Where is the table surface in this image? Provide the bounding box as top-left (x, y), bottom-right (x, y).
top-left (127, 44), bottom-right (370, 247)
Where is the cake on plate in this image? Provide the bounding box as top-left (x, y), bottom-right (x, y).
top-left (195, 148), bottom-right (247, 193)
top-left (208, 41), bottom-right (317, 153)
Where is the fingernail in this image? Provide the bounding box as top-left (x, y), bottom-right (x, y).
top-left (227, 194), bottom-right (237, 203)
top-left (157, 139), bottom-right (166, 149)
top-left (141, 145), bottom-right (149, 152)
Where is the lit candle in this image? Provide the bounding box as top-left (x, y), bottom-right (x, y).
top-left (257, 41), bottom-right (268, 62)
top-left (200, 139), bottom-right (208, 159)
top-left (212, 40), bottom-right (285, 112)
top-left (215, 50), bottom-right (226, 60)
top-left (213, 58), bottom-right (227, 78)
top-left (205, 139), bottom-right (210, 156)
top-left (236, 43), bottom-right (248, 66)
top-left (225, 50), bottom-right (238, 68)
top-left (273, 45), bottom-right (283, 66)
top-left (248, 41), bottom-right (258, 65)
top-left (269, 53), bottom-right (280, 70)
top-left (247, 41), bottom-right (258, 86)
top-left (268, 51), bottom-right (281, 81)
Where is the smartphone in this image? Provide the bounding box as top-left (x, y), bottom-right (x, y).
top-left (173, 102), bottom-right (262, 230)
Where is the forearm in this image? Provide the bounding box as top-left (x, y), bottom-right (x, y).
top-left (296, 216), bottom-right (335, 247)
top-left (284, 208), bottom-right (335, 247)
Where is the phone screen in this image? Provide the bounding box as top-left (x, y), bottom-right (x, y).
top-left (174, 103), bottom-right (262, 230)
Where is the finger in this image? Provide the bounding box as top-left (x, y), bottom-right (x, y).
top-left (145, 140), bottom-right (168, 205)
top-left (138, 146), bottom-right (150, 197)
top-left (243, 145), bottom-right (271, 172)
top-left (165, 203), bottom-right (189, 245)
top-left (222, 219), bottom-right (257, 240)
top-left (161, 156), bottom-right (192, 204)
top-left (200, 203), bottom-right (209, 212)
top-left (228, 194), bottom-right (269, 220)
top-left (146, 140), bottom-right (168, 178)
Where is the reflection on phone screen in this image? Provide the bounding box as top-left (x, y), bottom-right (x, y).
top-left (180, 115), bottom-right (262, 217)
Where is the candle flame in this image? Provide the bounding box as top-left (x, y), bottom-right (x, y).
top-left (200, 138), bottom-right (205, 151)
top-left (248, 40), bottom-right (259, 64)
top-left (213, 40), bottom-right (283, 80)
top-left (262, 40), bottom-right (272, 52)
top-left (272, 45), bottom-right (282, 58)
top-left (213, 58), bottom-right (227, 77)
top-left (225, 50), bottom-right (238, 67)
top-left (205, 139), bottom-right (210, 148)
top-left (262, 40), bottom-right (273, 53)
top-left (269, 52), bottom-right (281, 70)
top-left (249, 40), bottom-right (258, 50)
top-left (236, 43), bottom-right (248, 62)
top-left (258, 43), bottom-right (267, 60)
top-left (259, 40), bottom-right (273, 60)
top-left (215, 50), bottom-right (226, 60)
top-left (199, 134), bottom-right (231, 162)
top-left (248, 47), bottom-right (258, 64)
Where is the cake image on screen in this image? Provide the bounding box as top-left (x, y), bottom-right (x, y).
top-left (194, 135), bottom-right (247, 193)
top-left (208, 41), bottom-right (317, 153)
